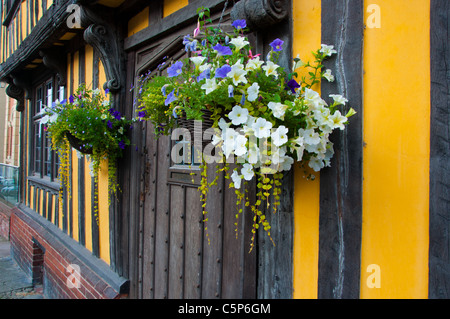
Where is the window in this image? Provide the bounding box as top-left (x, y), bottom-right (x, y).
top-left (31, 77), bottom-right (64, 181)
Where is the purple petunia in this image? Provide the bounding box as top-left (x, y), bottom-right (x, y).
top-left (107, 120), bottom-right (113, 129)
top-left (232, 19), bottom-right (247, 30)
top-left (165, 89), bottom-right (178, 106)
top-left (270, 38), bottom-right (284, 52)
top-left (286, 79), bottom-right (301, 94)
top-left (167, 61), bottom-right (183, 77)
top-left (138, 110), bottom-right (147, 119)
top-left (119, 140), bottom-right (126, 150)
top-left (69, 95), bottom-right (75, 104)
top-left (109, 107), bottom-right (122, 120)
top-left (215, 65), bottom-right (231, 78)
top-left (213, 43), bottom-right (232, 56)
top-left (197, 69), bottom-right (211, 82)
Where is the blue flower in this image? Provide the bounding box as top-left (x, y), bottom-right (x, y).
top-left (197, 69), bottom-right (211, 82)
top-left (183, 35), bottom-right (198, 52)
top-left (167, 61), bottom-right (183, 77)
top-left (69, 95), bottom-right (75, 104)
top-left (240, 93), bottom-right (246, 105)
top-left (138, 110), bottom-right (147, 119)
top-left (213, 43), bottom-right (232, 56)
top-left (286, 79), bottom-right (301, 94)
top-left (165, 89), bottom-right (178, 106)
top-left (107, 120), bottom-right (113, 129)
top-left (215, 65), bottom-right (231, 78)
top-left (270, 38), bottom-right (284, 52)
top-left (232, 19), bottom-right (247, 30)
top-left (105, 88), bottom-right (110, 95)
top-left (228, 85), bottom-right (234, 98)
top-left (119, 140), bottom-right (126, 150)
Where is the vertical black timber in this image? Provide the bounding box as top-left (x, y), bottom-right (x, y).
top-left (318, 0), bottom-right (363, 299)
top-left (91, 48), bottom-right (100, 258)
top-left (251, 0), bottom-right (293, 299)
top-left (429, 0), bottom-right (450, 299)
top-left (78, 47), bottom-right (86, 247)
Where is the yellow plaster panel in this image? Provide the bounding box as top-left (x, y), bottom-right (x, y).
top-left (292, 0), bottom-right (321, 299)
top-left (128, 7), bottom-right (149, 37)
top-left (97, 59), bottom-right (110, 265)
top-left (163, 0), bottom-right (188, 18)
top-left (361, 0), bottom-right (430, 299)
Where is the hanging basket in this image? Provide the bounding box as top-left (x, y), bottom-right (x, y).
top-left (177, 109), bottom-right (214, 149)
top-left (66, 132), bottom-right (93, 155)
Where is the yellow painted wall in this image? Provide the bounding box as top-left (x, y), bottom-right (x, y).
top-left (292, 0), bottom-right (321, 299)
top-left (163, 0), bottom-right (188, 18)
top-left (360, 0), bottom-right (430, 298)
top-left (84, 45), bottom-right (94, 253)
top-left (98, 59), bottom-right (110, 264)
top-left (128, 7), bottom-right (149, 37)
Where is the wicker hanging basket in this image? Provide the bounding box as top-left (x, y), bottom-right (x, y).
top-left (66, 132), bottom-right (93, 155)
top-left (177, 109), bottom-right (214, 149)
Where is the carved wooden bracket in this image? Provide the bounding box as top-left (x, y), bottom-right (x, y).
top-left (230, 0), bottom-right (288, 30)
top-left (5, 81), bottom-right (25, 112)
top-left (78, 3), bottom-right (125, 93)
top-left (5, 73), bottom-right (32, 112)
top-left (39, 48), bottom-right (67, 86)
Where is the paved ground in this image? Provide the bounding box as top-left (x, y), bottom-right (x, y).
top-left (0, 236), bottom-right (44, 299)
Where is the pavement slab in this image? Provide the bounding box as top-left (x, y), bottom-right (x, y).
top-left (0, 236), bottom-right (44, 299)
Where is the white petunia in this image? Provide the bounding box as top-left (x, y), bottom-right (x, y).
top-left (241, 163), bottom-right (254, 181)
top-left (227, 62), bottom-right (248, 86)
top-left (304, 88), bottom-right (325, 109)
top-left (262, 61), bottom-right (279, 78)
top-left (323, 69), bottom-right (334, 82)
top-left (329, 94), bottom-right (348, 106)
top-left (271, 146), bottom-right (286, 165)
top-left (218, 118), bottom-right (231, 131)
top-left (252, 117), bottom-right (272, 139)
top-left (231, 169), bottom-right (242, 189)
top-left (212, 134), bottom-right (222, 146)
top-left (228, 105), bottom-right (249, 126)
top-left (229, 36), bottom-right (250, 51)
top-left (199, 63), bottom-right (212, 73)
top-left (299, 128), bottom-right (321, 146)
top-left (271, 126), bottom-right (289, 147)
top-left (234, 134), bottom-right (248, 157)
top-left (246, 56), bottom-right (264, 71)
top-left (292, 54), bottom-right (304, 72)
top-left (308, 156), bottom-right (325, 172)
top-left (268, 102), bottom-right (288, 120)
top-left (320, 44), bottom-right (337, 56)
top-left (279, 155), bottom-right (294, 171)
top-left (39, 115), bottom-right (50, 125)
top-left (201, 78), bottom-right (218, 94)
top-left (247, 144), bottom-right (259, 164)
top-left (190, 56), bottom-right (206, 67)
top-left (222, 128), bottom-right (237, 158)
top-left (247, 83), bottom-right (260, 102)
top-left (291, 136), bottom-right (305, 161)
top-left (330, 110), bottom-right (348, 130)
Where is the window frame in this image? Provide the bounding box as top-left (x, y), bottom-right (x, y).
top-left (29, 75), bottom-right (64, 184)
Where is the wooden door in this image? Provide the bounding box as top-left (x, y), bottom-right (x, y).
top-left (126, 26), bottom-right (257, 300)
top-left (121, 3), bottom-right (294, 299)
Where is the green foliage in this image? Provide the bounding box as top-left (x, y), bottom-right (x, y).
top-left (41, 84), bottom-right (133, 219)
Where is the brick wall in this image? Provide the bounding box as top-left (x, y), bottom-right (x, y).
top-left (10, 206), bottom-right (128, 299)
